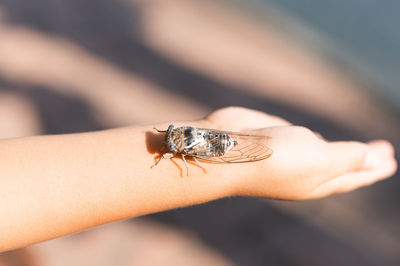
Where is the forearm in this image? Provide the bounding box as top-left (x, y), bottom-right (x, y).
top-left (0, 123), bottom-right (235, 251)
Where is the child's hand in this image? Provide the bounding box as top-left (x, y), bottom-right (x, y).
top-left (201, 107), bottom-right (397, 200)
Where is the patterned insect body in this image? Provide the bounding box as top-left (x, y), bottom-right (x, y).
top-left (154, 124), bottom-right (272, 175)
top-left (166, 125), bottom-right (237, 157)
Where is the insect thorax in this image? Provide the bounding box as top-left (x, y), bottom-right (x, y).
top-left (166, 125), bottom-right (236, 157)
top-left (165, 124), bottom-right (180, 153)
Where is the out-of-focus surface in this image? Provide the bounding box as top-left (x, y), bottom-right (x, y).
top-left (260, 0), bottom-right (400, 109)
top-left (0, 0), bottom-right (398, 265)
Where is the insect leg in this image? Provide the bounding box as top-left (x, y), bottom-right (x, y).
top-left (151, 152), bottom-right (174, 168)
top-left (192, 157), bottom-right (204, 169)
top-left (181, 154), bottom-right (189, 176)
top-left (193, 157), bottom-right (207, 174)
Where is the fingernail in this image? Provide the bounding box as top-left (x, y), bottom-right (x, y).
top-left (363, 151), bottom-right (382, 169)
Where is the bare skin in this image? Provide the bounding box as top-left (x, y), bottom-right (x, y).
top-left (0, 107), bottom-right (396, 252)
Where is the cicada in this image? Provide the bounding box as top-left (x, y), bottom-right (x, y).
top-left (152, 124), bottom-right (272, 175)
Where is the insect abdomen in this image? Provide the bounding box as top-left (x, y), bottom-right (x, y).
top-left (191, 132), bottom-right (235, 157)
top-left (209, 133), bottom-right (234, 156)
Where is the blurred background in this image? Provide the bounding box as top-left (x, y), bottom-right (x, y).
top-left (0, 0), bottom-right (399, 265)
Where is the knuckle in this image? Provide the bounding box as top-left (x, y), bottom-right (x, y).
top-left (290, 126), bottom-right (314, 135)
top-left (215, 106), bottom-right (246, 114)
top-left (206, 106), bottom-right (243, 120)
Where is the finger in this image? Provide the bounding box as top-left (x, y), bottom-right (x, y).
top-left (323, 141), bottom-right (369, 180)
top-left (309, 153), bottom-right (397, 199)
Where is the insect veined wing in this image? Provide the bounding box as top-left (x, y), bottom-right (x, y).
top-left (192, 129), bottom-right (273, 163)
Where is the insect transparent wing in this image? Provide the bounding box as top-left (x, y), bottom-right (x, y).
top-left (193, 129), bottom-right (273, 163)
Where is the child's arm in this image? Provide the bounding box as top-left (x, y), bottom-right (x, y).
top-left (0, 107), bottom-right (396, 251)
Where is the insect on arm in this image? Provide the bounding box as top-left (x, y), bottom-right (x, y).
top-left (151, 125), bottom-right (273, 176)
